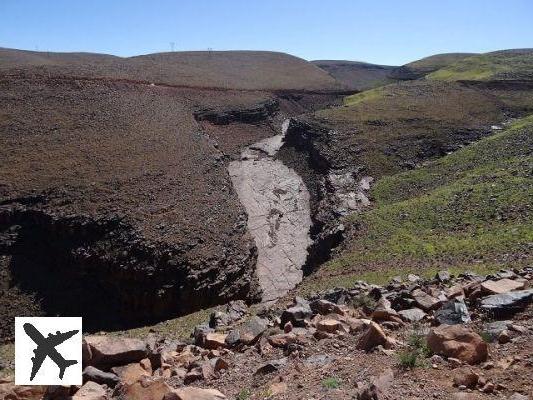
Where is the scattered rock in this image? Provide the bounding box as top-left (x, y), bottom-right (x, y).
top-left (82, 366), bottom-right (120, 387)
top-left (72, 381), bottom-right (107, 400)
top-left (224, 330), bottom-right (240, 347)
top-left (356, 321), bottom-right (394, 351)
top-left (483, 320), bottom-right (511, 342)
top-left (508, 393), bottom-right (529, 400)
top-left (453, 369), bottom-right (479, 388)
top-left (164, 387), bottom-right (226, 400)
top-left (238, 316), bottom-right (267, 345)
top-left (111, 363), bottom-right (150, 385)
top-left (427, 325), bottom-right (488, 364)
top-left (280, 297), bottom-right (312, 327)
top-left (267, 333), bottom-right (298, 348)
top-left (480, 289), bottom-right (533, 316)
top-left (283, 321), bottom-right (293, 333)
top-left (84, 336), bottom-right (148, 370)
top-left (316, 319), bottom-right (342, 333)
top-left (310, 299), bottom-right (344, 315)
top-left (358, 368), bottom-right (394, 399)
top-left (411, 289), bottom-right (441, 311)
top-left (371, 297), bottom-right (403, 323)
top-left (398, 308), bottom-right (426, 323)
top-left (120, 378), bottom-right (173, 400)
top-left (436, 270), bottom-right (451, 282)
top-left (434, 299), bottom-right (471, 325)
top-left (254, 358), bottom-right (287, 375)
top-left (481, 278), bottom-right (525, 294)
top-left (204, 333), bottom-right (228, 350)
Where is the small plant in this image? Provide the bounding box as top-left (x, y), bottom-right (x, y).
top-left (398, 324), bottom-right (431, 369)
top-left (351, 293), bottom-right (376, 310)
top-left (237, 388), bottom-right (251, 400)
top-left (479, 330), bottom-right (493, 343)
top-left (322, 376), bottom-right (341, 389)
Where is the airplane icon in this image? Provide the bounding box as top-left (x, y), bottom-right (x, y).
top-left (23, 323), bottom-right (79, 381)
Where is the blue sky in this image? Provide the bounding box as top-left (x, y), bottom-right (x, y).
top-left (1, 0), bottom-right (532, 65)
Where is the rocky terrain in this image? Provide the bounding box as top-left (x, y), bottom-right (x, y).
top-left (1, 266), bottom-right (532, 399)
top-left (0, 46), bottom-right (532, 399)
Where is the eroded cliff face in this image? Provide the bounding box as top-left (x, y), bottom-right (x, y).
top-left (228, 122), bottom-right (312, 301)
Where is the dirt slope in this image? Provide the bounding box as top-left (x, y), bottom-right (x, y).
top-left (0, 48), bottom-right (341, 90)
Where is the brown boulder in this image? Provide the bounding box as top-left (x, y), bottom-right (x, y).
top-left (204, 333), bottom-right (228, 350)
top-left (267, 333), bottom-right (297, 348)
top-left (0, 376), bottom-right (47, 400)
top-left (427, 325), bottom-right (488, 364)
top-left (120, 378), bottom-right (173, 400)
top-left (316, 319), bottom-right (342, 333)
top-left (84, 336), bottom-right (148, 369)
top-left (356, 321), bottom-right (394, 351)
top-left (72, 381), bottom-right (107, 400)
top-left (111, 363), bottom-right (150, 385)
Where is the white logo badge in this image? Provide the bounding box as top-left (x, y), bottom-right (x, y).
top-left (15, 317), bottom-right (82, 385)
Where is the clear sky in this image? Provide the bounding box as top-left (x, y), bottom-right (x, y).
top-left (1, 0), bottom-right (532, 66)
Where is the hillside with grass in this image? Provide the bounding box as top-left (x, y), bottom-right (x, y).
top-left (390, 52), bottom-right (476, 80)
top-left (301, 116), bottom-right (533, 292)
top-left (428, 48), bottom-right (533, 81)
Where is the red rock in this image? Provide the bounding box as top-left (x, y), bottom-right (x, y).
top-left (427, 325), bottom-right (488, 364)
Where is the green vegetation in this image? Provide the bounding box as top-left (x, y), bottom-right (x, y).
top-left (398, 325), bottom-right (432, 369)
top-left (115, 306), bottom-right (220, 340)
top-left (322, 376), bottom-right (341, 389)
top-left (237, 389), bottom-right (252, 400)
top-left (343, 86), bottom-right (385, 106)
top-left (351, 293), bottom-right (377, 310)
top-left (301, 115), bottom-right (533, 294)
top-left (428, 49), bottom-right (533, 81)
top-left (0, 343), bottom-right (14, 377)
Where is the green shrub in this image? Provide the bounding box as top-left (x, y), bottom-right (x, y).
top-left (237, 389), bottom-right (251, 400)
top-left (398, 325), bottom-right (432, 369)
top-left (322, 376), bottom-right (341, 389)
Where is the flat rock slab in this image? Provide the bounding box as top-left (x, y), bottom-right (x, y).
top-left (229, 136), bottom-right (311, 302)
top-left (480, 289), bottom-right (533, 315)
top-left (481, 278), bottom-right (526, 294)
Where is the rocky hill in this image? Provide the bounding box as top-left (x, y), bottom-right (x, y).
top-left (312, 60), bottom-right (397, 91)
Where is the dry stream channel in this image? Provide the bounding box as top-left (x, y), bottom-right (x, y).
top-left (228, 120), bottom-right (312, 302)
